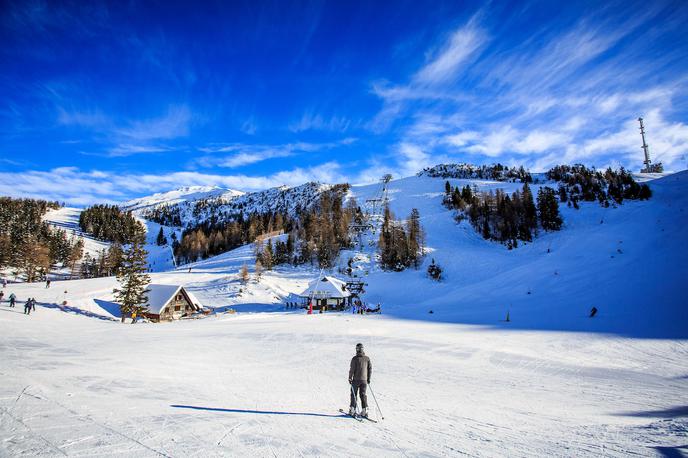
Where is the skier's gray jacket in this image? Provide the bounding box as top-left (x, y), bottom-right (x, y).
top-left (349, 350), bottom-right (372, 383)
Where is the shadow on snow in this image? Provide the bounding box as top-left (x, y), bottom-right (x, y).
top-left (171, 404), bottom-right (346, 418)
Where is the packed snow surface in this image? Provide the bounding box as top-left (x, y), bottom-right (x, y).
top-left (1, 171), bottom-right (687, 456)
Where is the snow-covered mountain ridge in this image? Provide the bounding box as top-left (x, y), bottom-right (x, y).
top-left (125, 181), bottom-right (334, 228)
top-left (121, 185), bottom-right (244, 213)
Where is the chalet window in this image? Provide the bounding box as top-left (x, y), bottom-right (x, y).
top-left (175, 305), bottom-right (181, 311)
top-left (176, 294), bottom-right (183, 301)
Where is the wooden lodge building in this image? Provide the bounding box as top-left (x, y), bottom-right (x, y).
top-left (143, 285), bottom-right (203, 321)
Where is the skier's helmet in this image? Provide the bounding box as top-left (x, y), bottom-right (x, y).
top-left (356, 343), bottom-right (364, 351)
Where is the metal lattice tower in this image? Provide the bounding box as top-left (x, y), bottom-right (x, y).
top-left (638, 117), bottom-right (664, 173)
top-left (639, 117), bottom-right (652, 171)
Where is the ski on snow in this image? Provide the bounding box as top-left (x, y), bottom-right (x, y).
top-left (339, 409), bottom-right (362, 421)
top-left (339, 409), bottom-right (377, 423)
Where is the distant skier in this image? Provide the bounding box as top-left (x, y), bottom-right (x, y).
top-left (348, 343), bottom-right (372, 417)
top-left (8, 293), bottom-right (16, 308)
top-left (2, 278), bottom-right (6, 288)
top-left (0, 291), bottom-right (4, 302)
top-left (31, 298), bottom-right (36, 312)
top-left (590, 307), bottom-right (598, 318)
top-left (24, 298), bottom-right (32, 315)
top-left (46, 279), bottom-right (51, 288)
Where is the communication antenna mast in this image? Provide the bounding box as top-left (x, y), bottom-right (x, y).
top-left (638, 117), bottom-right (663, 173)
top-left (639, 117), bottom-right (651, 171)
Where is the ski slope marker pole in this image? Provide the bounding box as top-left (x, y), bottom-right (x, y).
top-left (368, 383), bottom-right (384, 420)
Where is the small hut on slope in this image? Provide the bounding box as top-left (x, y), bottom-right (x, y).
top-left (143, 285), bottom-right (202, 321)
top-left (299, 276), bottom-right (351, 311)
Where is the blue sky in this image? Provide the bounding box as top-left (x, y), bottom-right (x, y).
top-left (1, 0), bottom-right (687, 204)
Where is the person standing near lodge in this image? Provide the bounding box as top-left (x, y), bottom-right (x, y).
top-left (348, 343), bottom-right (373, 417)
top-left (46, 279), bottom-right (51, 288)
top-left (0, 291), bottom-right (4, 302)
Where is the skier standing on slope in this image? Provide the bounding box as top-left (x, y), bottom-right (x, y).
top-left (8, 293), bottom-right (16, 307)
top-left (349, 343), bottom-right (372, 417)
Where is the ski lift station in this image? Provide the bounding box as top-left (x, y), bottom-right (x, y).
top-left (299, 276), bottom-right (352, 311)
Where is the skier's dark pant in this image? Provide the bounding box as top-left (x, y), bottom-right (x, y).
top-left (350, 381), bottom-right (368, 409)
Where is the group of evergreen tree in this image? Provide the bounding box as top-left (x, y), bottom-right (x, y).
top-left (175, 211), bottom-right (295, 264)
top-left (443, 182), bottom-right (561, 248)
top-left (79, 243), bottom-right (125, 279)
top-left (0, 197), bottom-right (84, 281)
top-left (175, 185), bottom-right (355, 269)
top-left (141, 204), bottom-right (182, 227)
top-left (547, 165), bottom-right (651, 208)
top-left (378, 206), bottom-right (425, 271)
top-left (79, 204), bottom-right (145, 244)
top-left (293, 186), bottom-right (354, 268)
top-left (255, 234), bottom-right (295, 271)
top-left (421, 163), bottom-right (532, 183)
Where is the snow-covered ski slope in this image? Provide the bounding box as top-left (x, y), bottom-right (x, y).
top-left (43, 206), bottom-right (180, 274)
top-left (1, 300), bottom-right (686, 456)
top-left (43, 207), bottom-right (111, 259)
top-left (346, 171), bottom-right (688, 338)
top-left (1, 171), bottom-right (686, 456)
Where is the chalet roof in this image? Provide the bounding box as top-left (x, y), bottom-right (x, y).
top-left (145, 284), bottom-right (201, 314)
top-left (299, 276), bottom-right (351, 299)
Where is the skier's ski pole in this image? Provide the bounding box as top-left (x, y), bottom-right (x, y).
top-left (368, 383), bottom-right (384, 420)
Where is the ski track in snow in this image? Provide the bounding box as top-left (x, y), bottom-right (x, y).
top-left (1, 172), bottom-right (687, 456)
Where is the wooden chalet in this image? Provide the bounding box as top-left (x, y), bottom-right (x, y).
top-left (143, 285), bottom-right (202, 321)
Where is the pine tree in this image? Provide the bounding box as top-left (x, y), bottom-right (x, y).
top-left (240, 263), bottom-right (249, 284)
top-left (537, 187), bottom-right (563, 231)
top-left (262, 240), bottom-right (274, 270)
top-left (407, 208), bottom-right (423, 268)
top-left (254, 259), bottom-right (263, 282)
top-left (427, 258), bottom-right (442, 281)
top-left (106, 242), bottom-right (124, 276)
top-left (156, 227), bottom-right (168, 246)
top-left (113, 238), bottom-right (151, 323)
top-left (67, 239), bottom-right (84, 279)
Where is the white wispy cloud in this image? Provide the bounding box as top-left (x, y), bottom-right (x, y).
top-left (413, 17), bottom-right (486, 85)
top-left (195, 138), bottom-right (357, 169)
top-left (114, 105), bottom-right (191, 141)
top-left (289, 112), bottom-right (353, 133)
top-left (366, 2), bottom-right (688, 172)
top-left (56, 104), bottom-right (194, 157)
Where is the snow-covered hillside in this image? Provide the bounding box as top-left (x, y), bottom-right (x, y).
top-left (43, 206), bottom-right (110, 255)
top-left (1, 170), bottom-right (686, 456)
top-left (125, 182), bottom-right (332, 228)
top-left (121, 186), bottom-right (244, 213)
top-left (32, 170), bottom-right (688, 338)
